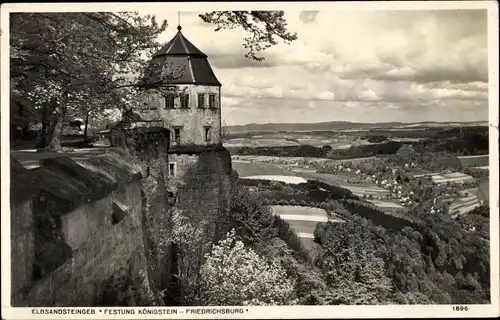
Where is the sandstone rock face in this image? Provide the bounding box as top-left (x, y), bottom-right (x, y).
top-left (10, 152), bottom-right (156, 307)
top-left (10, 146), bottom-right (233, 307)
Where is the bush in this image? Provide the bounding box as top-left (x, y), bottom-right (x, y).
top-left (199, 230), bottom-right (297, 306)
top-left (228, 182), bottom-right (277, 244)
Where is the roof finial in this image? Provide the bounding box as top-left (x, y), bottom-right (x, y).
top-left (177, 12), bottom-right (182, 31)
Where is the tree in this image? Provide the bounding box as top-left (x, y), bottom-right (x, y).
top-left (11, 11), bottom-right (297, 149)
top-left (317, 221), bottom-right (394, 305)
top-left (221, 120), bottom-right (230, 144)
top-left (11, 12), bottom-right (169, 149)
top-left (322, 145), bottom-right (333, 153)
top-left (199, 229), bottom-right (296, 306)
top-left (229, 181), bottom-right (277, 243)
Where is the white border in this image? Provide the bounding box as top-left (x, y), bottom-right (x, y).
top-left (1, 1), bottom-right (499, 319)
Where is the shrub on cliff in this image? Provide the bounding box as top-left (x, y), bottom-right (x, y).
top-left (199, 229), bottom-right (297, 306)
top-left (228, 182), bottom-right (277, 244)
top-left (252, 237), bottom-right (331, 305)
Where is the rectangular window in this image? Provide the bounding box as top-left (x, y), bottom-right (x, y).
top-left (204, 126), bottom-right (212, 143)
top-left (174, 128), bottom-right (181, 145)
top-left (165, 95), bottom-right (175, 109)
top-left (169, 163), bottom-right (176, 178)
top-left (208, 94), bottom-right (216, 109)
top-left (197, 93), bottom-right (205, 109)
top-left (180, 94), bottom-right (190, 109)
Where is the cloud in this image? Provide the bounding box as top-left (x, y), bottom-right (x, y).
top-left (299, 11), bottom-right (319, 24)
top-left (209, 53), bottom-right (276, 69)
top-left (143, 8), bottom-right (489, 125)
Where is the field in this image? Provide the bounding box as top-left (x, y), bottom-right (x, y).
top-left (242, 175), bottom-right (308, 184)
top-left (234, 158), bottom-right (397, 194)
top-left (296, 172), bottom-right (342, 185)
top-left (232, 160), bottom-right (298, 177)
top-left (226, 131), bottom-right (378, 149)
top-left (225, 127), bottom-right (429, 149)
top-left (339, 184), bottom-right (391, 198)
top-left (227, 137), bottom-right (375, 150)
top-left (225, 138), bottom-right (300, 148)
top-left (231, 155), bottom-right (376, 166)
top-left (271, 205), bottom-right (333, 250)
top-left (233, 159), bottom-right (404, 209)
top-left (448, 196), bottom-right (481, 217)
top-left (457, 154), bottom-right (489, 168)
top-left (431, 172), bottom-right (475, 184)
top-left (448, 188), bottom-right (481, 217)
top-left (226, 121), bottom-right (487, 138)
top-left (367, 199), bottom-right (404, 208)
top-left (290, 167), bottom-right (317, 173)
top-left (297, 171), bottom-right (391, 198)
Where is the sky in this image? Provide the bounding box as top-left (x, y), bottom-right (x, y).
top-left (140, 9), bottom-right (489, 125)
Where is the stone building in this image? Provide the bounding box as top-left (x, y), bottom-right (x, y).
top-left (138, 25), bottom-right (224, 181)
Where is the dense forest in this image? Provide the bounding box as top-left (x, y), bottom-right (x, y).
top-left (314, 212), bottom-right (490, 304)
top-left (190, 175), bottom-right (491, 305)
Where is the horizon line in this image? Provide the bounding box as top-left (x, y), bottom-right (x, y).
top-left (224, 119), bottom-right (489, 127)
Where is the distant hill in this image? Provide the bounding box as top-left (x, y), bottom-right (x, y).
top-left (225, 121), bottom-right (488, 134)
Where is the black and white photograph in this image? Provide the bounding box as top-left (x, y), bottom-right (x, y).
top-left (1, 1), bottom-right (498, 319)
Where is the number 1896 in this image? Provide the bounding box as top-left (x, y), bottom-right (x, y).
top-left (452, 306), bottom-right (469, 312)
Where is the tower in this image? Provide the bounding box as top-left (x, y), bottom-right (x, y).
top-left (138, 25), bottom-right (223, 182)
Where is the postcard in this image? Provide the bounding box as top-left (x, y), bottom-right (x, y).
top-left (1, 1), bottom-right (498, 319)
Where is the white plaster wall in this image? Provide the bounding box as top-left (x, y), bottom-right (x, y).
top-left (140, 85), bottom-right (222, 146)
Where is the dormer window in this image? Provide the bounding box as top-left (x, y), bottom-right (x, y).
top-left (198, 93), bottom-right (205, 109)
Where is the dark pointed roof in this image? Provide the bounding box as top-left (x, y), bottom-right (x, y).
top-left (140, 26), bottom-right (221, 87)
top-left (153, 25), bottom-right (207, 58)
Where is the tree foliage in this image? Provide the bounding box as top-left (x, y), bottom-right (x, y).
top-left (11, 11), bottom-right (298, 148)
top-left (199, 229), bottom-right (296, 306)
top-left (199, 11), bottom-right (297, 61)
top-left (313, 211), bottom-right (490, 305)
top-left (315, 221), bottom-right (394, 305)
top-left (10, 12), bottom-right (169, 148)
top-left (238, 170), bottom-right (491, 305)
top-left (228, 181), bottom-right (278, 243)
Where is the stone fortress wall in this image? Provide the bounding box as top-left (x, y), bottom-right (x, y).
top-left (10, 129), bottom-right (232, 306)
top-left (10, 151), bottom-right (155, 307)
